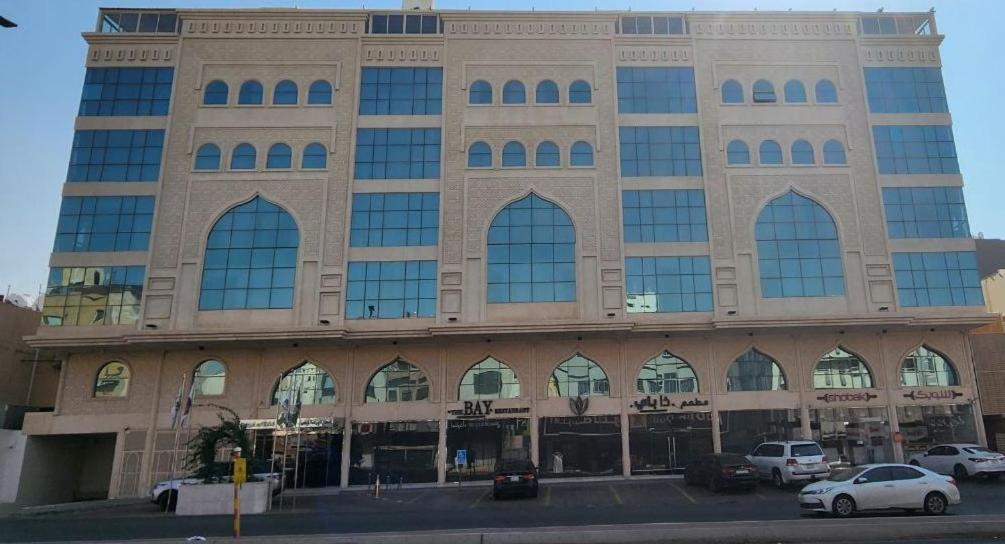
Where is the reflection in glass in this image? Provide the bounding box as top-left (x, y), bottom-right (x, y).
top-left (271, 362), bottom-right (336, 405)
top-left (726, 349), bottom-right (787, 392)
top-left (539, 416), bottom-right (622, 478)
top-left (95, 361), bottom-right (130, 397)
top-left (366, 359), bottom-right (429, 403)
top-left (547, 354), bottom-right (609, 397)
top-left (458, 357), bottom-right (520, 400)
top-left (900, 346), bottom-right (960, 387)
top-left (252, 422), bottom-right (344, 488)
top-left (896, 404), bottom-right (977, 458)
top-left (447, 419), bottom-right (531, 480)
top-left (636, 352), bottom-right (698, 394)
top-left (193, 360), bottom-right (226, 396)
top-left (349, 421), bottom-right (439, 485)
top-left (810, 408), bottom-right (891, 467)
top-left (629, 413), bottom-right (713, 474)
top-left (43, 266), bottom-right (145, 326)
top-left (814, 348), bottom-right (873, 389)
top-left (718, 409), bottom-right (802, 454)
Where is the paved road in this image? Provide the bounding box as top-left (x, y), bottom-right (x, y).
top-left (2, 477), bottom-right (1005, 542)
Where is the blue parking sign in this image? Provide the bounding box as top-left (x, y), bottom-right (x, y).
top-left (455, 449), bottom-right (467, 466)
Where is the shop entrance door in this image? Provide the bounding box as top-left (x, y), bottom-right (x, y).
top-left (629, 413), bottom-right (713, 475)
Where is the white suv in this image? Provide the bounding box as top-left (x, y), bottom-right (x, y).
top-left (748, 441), bottom-right (830, 487)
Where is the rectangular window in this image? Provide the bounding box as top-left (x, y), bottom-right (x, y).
top-left (79, 67), bottom-right (174, 116)
top-left (345, 260), bottom-right (437, 319)
top-left (354, 128), bottom-right (441, 180)
top-left (872, 125), bottom-right (959, 175)
top-left (810, 408), bottom-right (893, 466)
top-left (349, 421), bottom-right (439, 485)
top-left (896, 405), bottom-right (976, 458)
top-left (864, 67), bottom-right (948, 114)
top-left (367, 13), bottom-right (440, 34)
top-left (617, 16), bottom-right (686, 35)
top-left (446, 419), bottom-right (531, 481)
top-left (41, 266), bottom-right (145, 326)
top-left (616, 67), bottom-right (697, 113)
top-left (629, 413), bottom-right (712, 475)
top-left (625, 256), bottom-right (713, 313)
top-left (892, 251), bottom-right (983, 307)
top-left (619, 126), bottom-right (702, 177)
top-left (98, 10), bottom-right (178, 33)
top-left (67, 130), bottom-right (165, 182)
top-left (350, 192), bottom-right (439, 247)
top-left (719, 409), bottom-right (803, 455)
top-left (539, 416), bottom-right (622, 478)
top-left (359, 67), bottom-right (442, 115)
top-left (54, 196), bottom-right (155, 252)
top-left (622, 189), bottom-right (707, 243)
top-left (882, 187), bottom-right (970, 239)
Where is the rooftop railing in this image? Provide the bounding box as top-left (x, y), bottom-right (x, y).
top-left (859, 13), bottom-right (934, 36)
top-left (616, 15), bottom-right (687, 35)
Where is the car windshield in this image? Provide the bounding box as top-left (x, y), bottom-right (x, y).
top-left (827, 466), bottom-right (867, 482)
top-left (718, 454), bottom-right (751, 465)
top-left (963, 447), bottom-right (993, 454)
top-left (791, 444), bottom-right (823, 457)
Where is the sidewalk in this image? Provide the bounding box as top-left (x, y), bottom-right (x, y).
top-left (0, 498), bottom-right (148, 518)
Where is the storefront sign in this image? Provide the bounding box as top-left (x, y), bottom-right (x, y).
top-left (903, 390), bottom-right (963, 401)
top-left (815, 392), bottom-right (878, 404)
top-left (630, 395), bottom-right (710, 413)
top-left (570, 396), bottom-right (589, 416)
top-left (447, 400), bottom-right (530, 419)
top-left (242, 416), bottom-right (340, 431)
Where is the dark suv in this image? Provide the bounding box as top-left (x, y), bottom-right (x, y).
top-left (492, 460), bottom-right (538, 499)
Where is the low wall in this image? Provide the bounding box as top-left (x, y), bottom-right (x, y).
top-left (176, 481), bottom-right (271, 516)
top-left (0, 430), bottom-right (26, 503)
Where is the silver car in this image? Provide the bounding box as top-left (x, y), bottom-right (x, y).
top-left (798, 463), bottom-right (960, 517)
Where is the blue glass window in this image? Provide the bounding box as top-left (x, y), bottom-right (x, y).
top-left (901, 346), bottom-right (959, 387)
top-left (54, 196), bottom-right (155, 252)
top-left (883, 187), bottom-right (970, 239)
top-left (721, 80), bottom-right (743, 104)
top-left (354, 128), bottom-right (441, 180)
top-left (535, 142), bottom-right (560, 167)
top-left (622, 189), bottom-right (707, 243)
top-left (350, 192), bottom-right (439, 247)
top-left (619, 126), bottom-right (702, 177)
top-left (468, 141), bottom-right (492, 167)
top-left (195, 143), bottom-right (221, 170)
top-left (79, 67), bottom-right (173, 116)
top-left (548, 354), bottom-right (609, 397)
top-left (238, 80), bottom-right (263, 105)
top-left (199, 196), bottom-right (299, 311)
top-left (487, 193), bottom-right (576, 303)
top-left (536, 80), bottom-right (559, 104)
top-left (346, 261), bottom-right (437, 319)
top-left (569, 80), bottom-right (591, 104)
top-left (823, 140), bottom-right (847, 165)
top-left (266, 143), bottom-right (292, 169)
top-left (67, 130), bottom-right (164, 182)
top-left (230, 143), bottom-right (256, 170)
top-left (616, 67), bottom-right (697, 113)
top-left (203, 80), bottom-right (228, 105)
top-left (784, 80), bottom-right (806, 103)
top-left (727, 349), bottom-right (787, 391)
top-left (864, 67), bottom-right (948, 113)
top-left (625, 256), bottom-right (713, 313)
top-left (756, 191), bottom-right (844, 298)
top-left (502, 80), bottom-right (525, 104)
top-left (41, 266), bottom-right (145, 326)
top-left (759, 140), bottom-right (783, 165)
top-left (570, 141), bottom-right (593, 167)
top-left (272, 80), bottom-right (298, 105)
top-left (815, 79), bottom-right (838, 103)
top-left (893, 251), bottom-right (983, 307)
top-left (752, 79), bottom-right (776, 103)
top-left (359, 67), bottom-right (442, 115)
top-left (727, 140), bottom-right (750, 165)
top-left (307, 80), bottom-right (333, 105)
top-left (873, 125), bottom-right (959, 175)
top-left (791, 140), bottom-right (815, 165)
top-left (302, 143), bottom-right (327, 169)
top-left (469, 80), bottom-right (492, 104)
top-left (366, 359), bottom-right (430, 402)
top-left (502, 141), bottom-right (526, 167)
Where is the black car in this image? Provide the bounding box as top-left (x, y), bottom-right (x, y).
top-left (684, 453), bottom-right (759, 492)
top-left (492, 460), bottom-right (538, 499)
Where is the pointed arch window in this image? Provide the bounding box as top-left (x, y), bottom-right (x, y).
top-left (271, 361), bottom-right (336, 405)
top-left (727, 349), bottom-right (787, 392)
top-left (636, 351), bottom-right (697, 394)
top-left (727, 140), bottom-right (750, 165)
top-left (502, 80), bottom-right (526, 104)
top-left (900, 346), bottom-right (960, 387)
top-left (548, 354), bottom-right (609, 397)
top-left (469, 80), bottom-right (492, 104)
top-left (195, 143), bottom-right (221, 170)
top-left (238, 80), bottom-right (264, 105)
top-left (94, 361), bottom-right (130, 397)
top-left (458, 357), bottom-right (520, 400)
top-left (273, 80), bottom-right (298, 105)
top-left (203, 80), bottom-right (228, 105)
top-left (536, 80), bottom-right (559, 104)
top-left (569, 80), bottom-right (591, 104)
top-left (307, 80), bottom-right (333, 105)
top-left (784, 80), bottom-right (807, 103)
top-left (366, 359), bottom-right (429, 402)
top-left (193, 359), bottom-right (227, 396)
top-left (721, 79), bottom-right (743, 103)
top-left (814, 348), bottom-right (873, 389)
top-left (535, 141), bottom-right (560, 167)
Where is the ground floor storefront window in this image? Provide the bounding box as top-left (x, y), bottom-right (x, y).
top-left (446, 418), bottom-right (531, 481)
top-left (250, 421), bottom-right (344, 489)
top-left (629, 413), bottom-right (713, 475)
top-left (539, 416), bottom-right (622, 478)
top-left (349, 421), bottom-right (439, 485)
top-left (897, 404), bottom-right (978, 457)
top-left (719, 409), bottom-right (802, 455)
top-left (810, 407), bottom-right (892, 467)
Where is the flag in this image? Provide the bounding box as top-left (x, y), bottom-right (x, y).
top-left (168, 374), bottom-right (185, 429)
top-left (180, 374), bottom-right (197, 426)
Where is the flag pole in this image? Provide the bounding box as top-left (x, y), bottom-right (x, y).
top-left (181, 371), bottom-right (198, 482)
top-left (269, 372), bottom-right (284, 502)
top-left (167, 372), bottom-right (187, 503)
top-left (290, 370), bottom-right (305, 511)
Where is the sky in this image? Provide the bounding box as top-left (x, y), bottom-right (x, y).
top-left (0, 0), bottom-right (1002, 297)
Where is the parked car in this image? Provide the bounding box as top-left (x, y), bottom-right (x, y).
top-left (907, 444), bottom-right (1005, 480)
top-left (492, 460), bottom-right (538, 499)
top-left (150, 472), bottom-right (281, 511)
top-left (684, 453), bottom-right (759, 492)
top-left (747, 441), bottom-right (830, 488)
top-left (798, 463), bottom-right (959, 517)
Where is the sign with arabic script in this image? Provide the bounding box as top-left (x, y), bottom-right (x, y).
top-left (630, 395), bottom-right (710, 413)
top-left (903, 390), bottom-right (964, 401)
top-left (815, 392), bottom-right (878, 404)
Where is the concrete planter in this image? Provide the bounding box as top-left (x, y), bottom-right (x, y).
top-left (175, 481), bottom-right (271, 516)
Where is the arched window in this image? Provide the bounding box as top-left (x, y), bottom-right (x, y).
top-left (721, 79), bottom-right (743, 103)
top-left (302, 143), bottom-right (327, 169)
top-left (548, 354), bottom-right (609, 397)
top-left (468, 141), bottom-right (492, 168)
top-left (536, 80), bottom-right (559, 104)
top-left (569, 80), bottom-right (591, 104)
top-left (815, 79), bottom-right (838, 103)
top-left (784, 80), bottom-right (807, 103)
top-left (230, 143), bottom-right (256, 170)
top-left (814, 348), bottom-right (873, 389)
top-left (502, 80), bottom-right (526, 104)
top-left (900, 346), bottom-right (960, 387)
top-left (636, 351), bottom-right (698, 394)
top-left (458, 357), bottom-right (520, 400)
top-left (535, 141), bottom-right (560, 167)
top-left (791, 139), bottom-right (815, 165)
top-left (487, 193), bottom-right (575, 303)
top-left (366, 359), bottom-right (429, 402)
top-left (94, 361), bottom-right (130, 397)
top-left (823, 140), bottom-right (847, 165)
top-left (238, 80), bottom-right (264, 105)
top-left (271, 361), bottom-right (336, 406)
top-left (203, 80), bottom-right (229, 105)
top-left (195, 143), bottom-right (221, 170)
top-left (273, 80), bottom-right (298, 105)
top-left (193, 359), bottom-right (227, 396)
top-left (759, 140), bottom-right (783, 165)
top-left (199, 196), bottom-right (299, 310)
top-left (469, 80), bottom-right (492, 105)
top-left (726, 349), bottom-right (787, 392)
top-left (727, 140), bottom-right (750, 165)
top-left (755, 191), bottom-right (844, 298)
top-left (753, 79), bottom-right (776, 103)
top-left (307, 80), bottom-right (333, 105)
top-left (570, 141), bottom-right (594, 167)
top-left (266, 143), bottom-right (292, 169)
top-left (501, 141), bottom-right (526, 167)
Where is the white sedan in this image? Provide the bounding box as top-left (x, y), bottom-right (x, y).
top-left (908, 443), bottom-right (1005, 479)
top-left (798, 463), bottom-right (960, 517)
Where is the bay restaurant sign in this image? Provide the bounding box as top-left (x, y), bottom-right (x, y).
top-left (447, 400), bottom-right (531, 419)
top-left (629, 395), bottom-right (710, 413)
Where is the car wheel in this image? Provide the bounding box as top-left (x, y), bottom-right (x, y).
top-left (908, 460), bottom-right (920, 467)
top-left (528, 485), bottom-right (539, 498)
top-left (157, 490), bottom-right (177, 512)
top-left (772, 469), bottom-right (785, 489)
top-left (924, 492), bottom-right (948, 515)
top-left (832, 494), bottom-right (856, 518)
top-left (707, 478), bottom-right (720, 493)
top-left (954, 464), bottom-right (968, 480)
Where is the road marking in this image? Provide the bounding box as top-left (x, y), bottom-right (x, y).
top-left (468, 489), bottom-right (490, 509)
top-left (544, 486), bottom-right (552, 507)
top-left (405, 490), bottom-right (429, 504)
top-left (609, 485), bottom-right (623, 505)
top-left (669, 481), bottom-right (697, 504)
top-left (754, 492), bottom-right (769, 501)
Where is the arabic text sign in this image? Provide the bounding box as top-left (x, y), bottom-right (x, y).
top-left (902, 390), bottom-right (964, 402)
top-left (815, 392), bottom-right (878, 404)
top-left (630, 395), bottom-right (710, 413)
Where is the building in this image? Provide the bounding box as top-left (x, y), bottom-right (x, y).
top-left (20, 4), bottom-right (994, 502)
top-left (968, 239), bottom-right (1005, 452)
